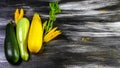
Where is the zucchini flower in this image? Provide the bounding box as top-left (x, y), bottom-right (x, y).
top-left (14, 8), bottom-right (24, 24)
top-left (44, 27), bottom-right (61, 43)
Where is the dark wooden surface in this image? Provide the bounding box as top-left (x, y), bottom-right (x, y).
top-left (0, 0), bottom-right (120, 68)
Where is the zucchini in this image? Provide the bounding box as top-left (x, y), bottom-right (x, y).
top-left (16, 17), bottom-right (29, 61)
top-left (28, 13), bottom-right (43, 53)
top-left (4, 22), bottom-right (20, 64)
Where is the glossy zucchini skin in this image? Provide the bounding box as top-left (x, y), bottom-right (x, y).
top-left (28, 13), bottom-right (43, 53)
top-left (16, 18), bottom-right (29, 61)
top-left (4, 22), bottom-right (20, 64)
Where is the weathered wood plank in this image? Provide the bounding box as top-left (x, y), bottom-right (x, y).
top-left (0, 0), bottom-right (120, 68)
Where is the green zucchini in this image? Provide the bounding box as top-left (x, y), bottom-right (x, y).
top-left (16, 18), bottom-right (29, 61)
top-left (4, 22), bottom-right (20, 64)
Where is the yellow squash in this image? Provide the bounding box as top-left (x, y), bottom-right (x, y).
top-left (28, 13), bottom-right (43, 53)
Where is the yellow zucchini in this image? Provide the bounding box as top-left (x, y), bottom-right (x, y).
top-left (28, 13), bottom-right (43, 53)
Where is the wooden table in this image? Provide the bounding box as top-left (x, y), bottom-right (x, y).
top-left (0, 0), bottom-right (120, 68)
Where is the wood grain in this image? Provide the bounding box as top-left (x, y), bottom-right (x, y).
top-left (0, 0), bottom-right (120, 68)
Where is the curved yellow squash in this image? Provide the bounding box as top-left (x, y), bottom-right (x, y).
top-left (28, 13), bottom-right (43, 53)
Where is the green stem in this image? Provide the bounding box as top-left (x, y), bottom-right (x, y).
top-left (44, 2), bottom-right (61, 35)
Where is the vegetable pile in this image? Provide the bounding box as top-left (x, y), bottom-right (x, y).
top-left (4, 2), bottom-right (61, 64)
